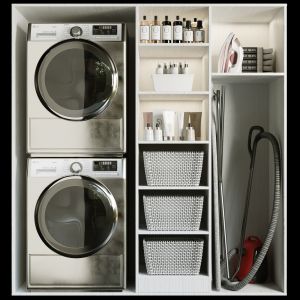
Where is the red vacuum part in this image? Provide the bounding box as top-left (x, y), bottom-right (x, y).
top-left (236, 236), bottom-right (262, 283)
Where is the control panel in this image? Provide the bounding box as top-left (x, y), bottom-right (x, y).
top-left (30, 158), bottom-right (124, 178)
top-left (29, 23), bottom-right (123, 42)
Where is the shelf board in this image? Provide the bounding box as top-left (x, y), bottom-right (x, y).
top-left (139, 43), bottom-right (209, 58)
top-left (138, 141), bottom-right (209, 144)
top-left (212, 73), bottom-right (284, 84)
top-left (139, 186), bottom-right (209, 190)
top-left (139, 91), bottom-right (209, 101)
top-left (138, 229), bottom-right (209, 235)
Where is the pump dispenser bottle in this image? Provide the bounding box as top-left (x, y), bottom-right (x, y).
top-left (183, 20), bottom-right (193, 43)
top-left (154, 123), bottom-right (163, 141)
top-left (144, 123), bottom-right (154, 141)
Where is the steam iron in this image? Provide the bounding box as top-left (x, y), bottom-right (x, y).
top-left (218, 32), bottom-right (244, 73)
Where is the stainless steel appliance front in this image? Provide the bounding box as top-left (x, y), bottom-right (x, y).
top-left (27, 158), bottom-right (126, 289)
top-left (27, 23), bottom-right (126, 155)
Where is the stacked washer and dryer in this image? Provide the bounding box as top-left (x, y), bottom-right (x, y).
top-left (26, 23), bottom-right (127, 290)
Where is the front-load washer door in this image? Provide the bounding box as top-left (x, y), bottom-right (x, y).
top-left (35, 39), bottom-right (118, 121)
top-left (35, 176), bottom-right (118, 258)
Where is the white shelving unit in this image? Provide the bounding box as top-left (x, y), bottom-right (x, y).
top-left (136, 4), bottom-right (212, 295)
top-left (12, 3), bottom-right (286, 296)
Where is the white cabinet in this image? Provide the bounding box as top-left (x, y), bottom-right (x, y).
top-left (12, 3), bottom-right (286, 296)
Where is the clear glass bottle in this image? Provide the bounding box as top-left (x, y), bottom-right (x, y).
top-left (194, 20), bottom-right (205, 43)
top-left (140, 16), bottom-right (150, 43)
top-left (162, 16), bottom-right (172, 43)
top-left (173, 16), bottom-right (183, 43)
top-left (192, 17), bottom-right (198, 29)
top-left (151, 16), bottom-right (161, 43)
top-left (183, 20), bottom-right (193, 43)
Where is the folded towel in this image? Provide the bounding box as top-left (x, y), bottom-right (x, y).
top-left (263, 53), bottom-right (273, 60)
top-left (263, 65), bottom-right (273, 72)
top-left (263, 59), bottom-right (273, 66)
top-left (263, 48), bottom-right (273, 54)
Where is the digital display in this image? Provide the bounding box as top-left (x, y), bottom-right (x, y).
top-left (93, 25), bottom-right (118, 35)
top-left (93, 161), bottom-right (117, 171)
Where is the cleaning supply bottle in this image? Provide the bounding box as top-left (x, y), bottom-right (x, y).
top-left (183, 20), bottom-right (193, 43)
top-left (151, 16), bottom-right (161, 43)
top-left (173, 16), bottom-right (183, 43)
top-left (140, 16), bottom-right (150, 43)
top-left (194, 20), bottom-right (205, 43)
top-left (162, 16), bottom-right (172, 43)
top-left (144, 123), bottom-right (154, 141)
top-left (186, 115), bottom-right (195, 141)
top-left (154, 123), bottom-right (163, 141)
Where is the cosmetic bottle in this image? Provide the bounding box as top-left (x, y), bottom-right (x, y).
top-left (182, 18), bottom-right (186, 40)
top-left (183, 63), bottom-right (189, 74)
top-left (192, 18), bottom-right (198, 30)
top-left (169, 62), bottom-right (174, 74)
top-left (163, 62), bottom-right (168, 74)
top-left (162, 16), bottom-right (172, 43)
top-left (156, 63), bottom-right (163, 74)
top-left (140, 16), bottom-right (150, 43)
top-left (194, 20), bottom-right (205, 43)
top-left (186, 116), bottom-right (195, 141)
top-left (172, 63), bottom-right (179, 74)
top-left (154, 123), bottom-right (163, 141)
top-left (144, 123), bottom-right (154, 141)
top-left (183, 20), bottom-right (193, 43)
top-left (173, 16), bottom-right (183, 43)
top-left (179, 62), bottom-right (183, 74)
top-left (151, 16), bottom-right (161, 43)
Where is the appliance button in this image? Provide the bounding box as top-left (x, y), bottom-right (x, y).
top-left (70, 26), bottom-right (83, 37)
top-left (70, 162), bottom-right (82, 173)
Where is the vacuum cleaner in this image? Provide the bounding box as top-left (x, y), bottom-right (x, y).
top-left (213, 88), bottom-right (282, 291)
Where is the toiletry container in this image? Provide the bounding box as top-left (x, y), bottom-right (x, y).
top-left (186, 124), bottom-right (196, 141)
top-left (194, 20), bottom-right (205, 43)
top-left (173, 16), bottom-right (183, 43)
top-left (140, 16), bottom-right (150, 43)
top-left (144, 123), bottom-right (154, 141)
top-left (156, 63), bottom-right (163, 74)
top-left (154, 123), bottom-right (163, 141)
top-left (151, 16), bottom-right (161, 43)
top-left (162, 16), bottom-right (172, 43)
top-left (183, 20), bottom-right (193, 43)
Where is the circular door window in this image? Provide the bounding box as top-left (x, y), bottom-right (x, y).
top-left (35, 176), bottom-right (118, 258)
top-left (35, 39), bottom-right (118, 121)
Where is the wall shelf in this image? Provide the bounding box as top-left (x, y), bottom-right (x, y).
top-left (138, 186), bottom-right (209, 190)
top-left (139, 91), bottom-right (209, 101)
top-left (138, 141), bottom-right (209, 144)
top-left (138, 229), bottom-right (209, 235)
top-left (212, 73), bottom-right (284, 84)
top-left (139, 43), bottom-right (209, 58)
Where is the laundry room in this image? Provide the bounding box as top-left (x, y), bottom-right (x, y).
top-left (12, 3), bottom-right (286, 296)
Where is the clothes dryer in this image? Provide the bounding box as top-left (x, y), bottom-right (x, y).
top-left (27, 158), bottom-right (126, 289)
top-left (27, 24), bottom-right (126, 155)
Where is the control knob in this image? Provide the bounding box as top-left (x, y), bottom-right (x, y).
top-left (70, 26), bottom-right (83, 37)
top-left (70, 162), bottom-right (82, 173)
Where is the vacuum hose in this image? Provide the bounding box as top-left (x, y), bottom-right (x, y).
top-left (221, 126), bottom-right (282, 291)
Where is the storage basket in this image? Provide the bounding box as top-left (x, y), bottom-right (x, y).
top-left (143, 151), bottom-right (204, 186)
top-left (143, 195), bottom-right (204, 231)
top-left (143, 237), bottom-right (204, 275)
top-left (152, 74), bottom-right (194, 92)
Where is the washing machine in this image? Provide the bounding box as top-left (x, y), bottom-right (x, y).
top-left (27, 158), bottom-right (126, 289)
top-left (27, 23), bottom-right (126, 155)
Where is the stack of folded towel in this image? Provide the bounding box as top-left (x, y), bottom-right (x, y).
top-left (263, 48), bottom-right (274, 72)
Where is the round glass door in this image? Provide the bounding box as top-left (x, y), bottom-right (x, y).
top-left (35, 39), bottom-right (118, 121)
top-left (35, 176), bottom-right (118, 258)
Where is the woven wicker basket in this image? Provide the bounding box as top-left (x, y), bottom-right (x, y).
top-left (143, 237), bottom-right (204, 275)
top-left (143, 151), bottom-right (204, 186)
top-left (143, 195), bottom-right (204, 231)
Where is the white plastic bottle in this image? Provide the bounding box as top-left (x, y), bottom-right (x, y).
top-left (156, 63), bottom-right (163, 74)
top-left (154, 123), bottom-right (163, 141)
top-left (144, 123), bottom-right (154, 141)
